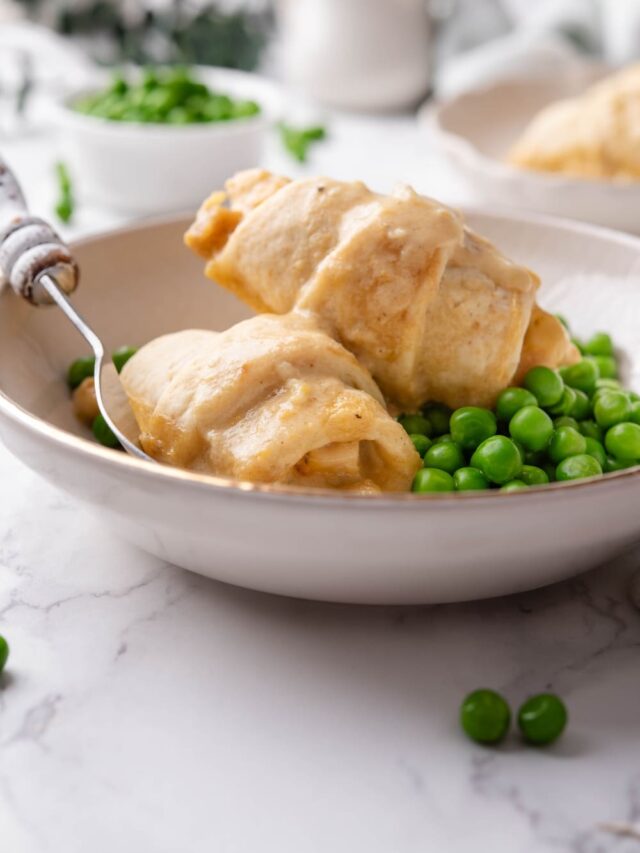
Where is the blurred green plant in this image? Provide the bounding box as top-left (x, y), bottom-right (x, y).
top-left (278, 123), bottom-right (327, 163)
top-left (54, 161), bottom-right (74, 223)
top-left (14, 1), bottom-right (271, 70)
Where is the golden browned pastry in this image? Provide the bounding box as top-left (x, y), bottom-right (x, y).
top-left (185, 169), bottom-right (578, 410)
top-left (120, 313), bottom-right (420, 492)
top-left (514, 305), bottom-right (578, 384)
top-left (508, 64), bottom-right (640, 180)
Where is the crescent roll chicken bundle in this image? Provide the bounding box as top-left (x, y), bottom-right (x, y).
top-left (120, 313), bottom-right (420, 492)
top-left (185, 170), bottom-right (578, 411)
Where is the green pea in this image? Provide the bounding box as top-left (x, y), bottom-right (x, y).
top-left (553, 416), bottom-right (579, 431)
top-left (112, 345), bottom-right (138, 373)
top-left (548, 386), bottom-right (577, 416)
top-left (628, 401), bottom-right (640, 425)
top-left (453, 467), bottom-right (489, 491)
top-left (630, 392), bottom-right (640, 402)
top-left (470, 436), bottom-right (522, 485)
top-left (605, 456), bottom-right (636, 473)
top-left (560, 359), bottom-right (599, 395)
top-left (572, 338), bottom-right (585, 354)
top-left (594, 391), bottom-right (631, 429)
top-left (398, 414), bottom-right (432, 436)
top-left (67, 356), bottom-right (95, 390)
top-left (584, 437), bottom-right (607, 468)
top-left (587, 354), bottom-right (617, 379)
top-left (450, 407), bottom-right (497, 451)
top-left (567, 388), bottom-right (591, 421)
top-left (578, 419), bottom-right (603, 441)
top-left (523, 366), bottom-right (564, 408)
top-left (460, 689), bottom-right (511, 744)
top-left (168, 106), bottom-right (193, 124)
top-left (0, 635), bottom-right (8, 673)
top-left (520, 465), bottom-right (550, 486)
top-left (410, 434), bottom-right (431, 457)
top-left (512, 440), bottom-right (526, 463)
top-left (423, 441), bottom-right (465, 474)
top-left (524, 449), bottom-right (546, 467)
top-left (500, 480), bottom-right (528, 492)
top-left (517, 694), bottom-right (567, 745)
top-left (422, 403), bottom-right (451, 436)
top-left (594, 378), bottom-right (621, 392)
top-left (433, 433), bottom-right (454, 444)
top-left (542, 461), bottom-right (557, 482)
top-left (412, 468), bottom-right (454, 493)
top-left (583, 332), bottom-right (614, 357)
top-left (548, 426), bottom-right (587, 463)
top-left (605, 422), bottom-right (640, 461)
top-left (556, 453), bottom-right (602, 481)
top-left (92, 414), bottom-right (120, 449)
top-left (495, 387), bottom-right (537, 421)
top-left (509, 406), bottom-right (554, 452)
top-left (233, 100), bottom-right (261, 118)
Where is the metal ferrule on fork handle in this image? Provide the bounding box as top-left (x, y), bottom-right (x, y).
top-left (0, 160), bottom-right (78, 305)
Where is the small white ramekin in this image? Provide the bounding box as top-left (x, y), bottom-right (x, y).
top-left (54, 66), bottom-right (283, 215)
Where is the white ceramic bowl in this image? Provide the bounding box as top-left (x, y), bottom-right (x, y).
top-left (421, 66), bottom-right (640, 235)
top-left (1, 211), bottom-right (639, 604)
top-left (55, 67), bottom-right (283, 214)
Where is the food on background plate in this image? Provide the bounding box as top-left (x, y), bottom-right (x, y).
top-left (119, 315), bottom-right (419, 492)
top-left (185, 169), bottom-right (578, 411)
top-left (278, 123), bottom-right (327, 162)
top-left (508, 64), bottom-right (640, 180)
top-left (72, 67), bottom-right (261, 126)
top-left (68, 171), bottom-right (640, 494)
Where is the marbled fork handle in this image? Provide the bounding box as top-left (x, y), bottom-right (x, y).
top-left (0, 158), bottom-right (151, 462)
top-left (0, 158), bottom-right (78, 305)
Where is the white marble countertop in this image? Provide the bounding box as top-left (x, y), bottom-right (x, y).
top-left (2, 106), bottom-right (640, 853)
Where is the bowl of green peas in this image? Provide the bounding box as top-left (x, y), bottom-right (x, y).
top-left (55, 66), bottom-right (282, 214)
top-left (0, 207), bottom-right (639, 604)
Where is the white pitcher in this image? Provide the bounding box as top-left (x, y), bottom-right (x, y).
top-left (276, 0), bottom-right (441, 110)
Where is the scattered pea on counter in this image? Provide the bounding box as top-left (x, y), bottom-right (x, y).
top-left (461, 688), bottom-right (568, 746)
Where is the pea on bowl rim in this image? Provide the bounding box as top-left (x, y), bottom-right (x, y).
top-left (1, 208), bottom-right (639, 510)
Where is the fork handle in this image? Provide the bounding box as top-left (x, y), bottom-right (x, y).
top-left (0, 158), bottom-right (78, 305)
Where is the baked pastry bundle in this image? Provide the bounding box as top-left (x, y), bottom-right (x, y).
top-left (121, 170), bottom-right (578, 491)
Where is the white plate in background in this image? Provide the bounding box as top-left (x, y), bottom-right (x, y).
top-left (420, 65), bottom-right (640, 235)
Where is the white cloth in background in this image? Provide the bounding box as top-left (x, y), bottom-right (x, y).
top-left (436, 0), bottom-right (640, 97)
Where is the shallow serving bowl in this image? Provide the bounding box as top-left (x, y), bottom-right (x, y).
top-left (0, 211), bottom-right (639, 604)
top-left (421, 65), bottom-right (640, 235)
top-left (55, 67), bottom-right (283, 214)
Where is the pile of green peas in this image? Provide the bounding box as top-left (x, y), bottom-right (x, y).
top-left (402, 327), bottom-right (640, 493)
top-left (67, 345), bottom-right (138, 449)
top-left (73, 67), bottom-right (261, 126)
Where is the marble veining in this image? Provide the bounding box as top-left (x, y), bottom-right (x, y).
top-left (1, 437), bottom-right (640, 853)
